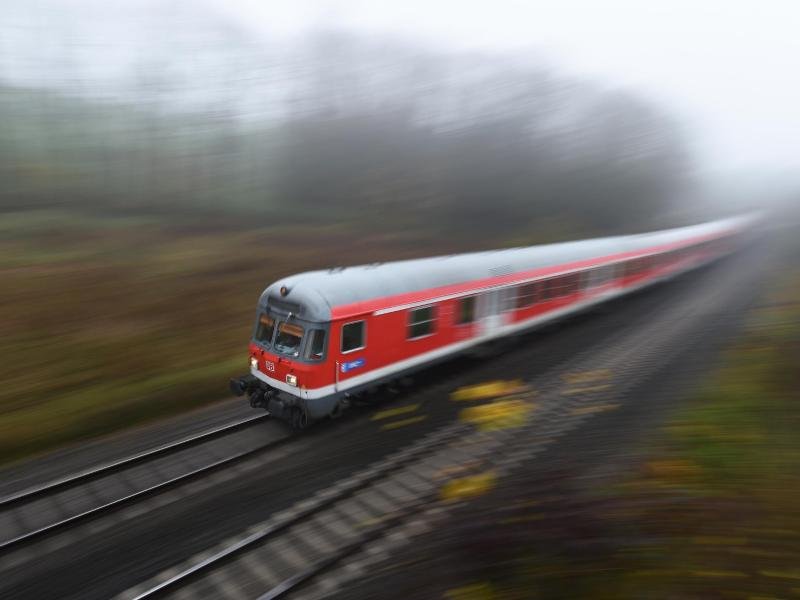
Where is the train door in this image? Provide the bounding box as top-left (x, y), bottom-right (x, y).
top-left (478, 289), bottom-right (503, 337)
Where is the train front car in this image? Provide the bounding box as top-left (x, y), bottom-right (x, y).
top-left (230, 276), bottom-right (336, 429)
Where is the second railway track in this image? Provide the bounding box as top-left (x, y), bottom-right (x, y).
top-left (0, 413), bottom-right (279, 555)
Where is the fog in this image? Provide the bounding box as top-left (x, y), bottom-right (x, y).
top-left (7, 1), bottom-right (800, 172)
top-left (0, 0), bottom-right (800, 236)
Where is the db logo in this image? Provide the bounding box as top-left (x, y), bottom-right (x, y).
top-left (264, 361), bottom-right (276, 372)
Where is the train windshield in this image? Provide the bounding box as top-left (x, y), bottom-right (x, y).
top-left (255, 313), bottom-right (275, 346)
top-left (274, 321), bottom-right (304, 357)
top-left (304, 329), bottom-right (326, 360)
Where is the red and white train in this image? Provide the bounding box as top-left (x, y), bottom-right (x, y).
top-left (230, 215), bottom-right (755, 428)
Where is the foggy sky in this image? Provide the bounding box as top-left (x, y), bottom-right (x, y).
top-left (3, 0), bottom-right (799, 179)
top-left (225, 0), bottom-right (800, 177)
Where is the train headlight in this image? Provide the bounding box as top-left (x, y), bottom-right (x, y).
top-left (286, 374), bottom-right (298, 387)
top-left (250, 357), bottom-right (258, 370)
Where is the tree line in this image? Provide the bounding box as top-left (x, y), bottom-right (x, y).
top-left (0, 31), bottom-right (692, 237)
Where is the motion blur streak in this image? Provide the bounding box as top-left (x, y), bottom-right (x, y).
top-left (0, 2), bottom-right (798, 600)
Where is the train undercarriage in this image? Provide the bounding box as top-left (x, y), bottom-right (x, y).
top-left (229, 375), bottom-right (349, 430)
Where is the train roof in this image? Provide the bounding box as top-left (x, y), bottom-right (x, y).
top-left (259, 215), bottom-right (753, 322)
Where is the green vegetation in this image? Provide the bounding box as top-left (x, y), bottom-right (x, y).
top-left (0, 31), bottom-right (695, 236)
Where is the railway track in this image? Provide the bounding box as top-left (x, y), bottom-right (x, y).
top-left (121, 241), bottom-right (766, 600)
top-left (0, 413), bottom-right (280, 556)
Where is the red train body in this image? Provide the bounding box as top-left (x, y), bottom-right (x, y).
top-left (230, 215), bottom-right (754, 428)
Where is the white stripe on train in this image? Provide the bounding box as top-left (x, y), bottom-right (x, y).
top-left (250, 251), bottom-right (716, 402)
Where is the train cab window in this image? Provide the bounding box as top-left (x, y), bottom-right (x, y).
top-left (517, 282), bottom-right (538, 308)
top-left (341, 321), bottom-right (365, 353)
top-left (304, 329), bottom-right (327, 361)
top-left (408, 306), bottom-right (436, 339)
top-left (274, 322), bottom-right (304, 357)
top-left (255, 313), bottom-right (275, 345)
top-left (456, 296), bottom-right (476, 325)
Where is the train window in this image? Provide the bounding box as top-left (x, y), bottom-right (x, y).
top-left (618, 261), bottom-right (630, 279)
top-left (304, 329), bottom-right (326, 360)
top-left (274, 322), bottom-right (304, 357)
top-left (563, 273), bottom-right (580, 295)
top-left (552, 278), bottom-right (564, 297)
top-left (500, 287), bottom-right (517, 312)
top-left (341, 321), bottom-right (365, 353)
top-left (456, 297), bottom-right (476, 325)
top-left (537, 280), bottom-right (547, 301)
top-left (541, 278), bottom-right (556, 300)
top-left (579, 270), bottom-right (591, 289)
top-left (517, 282), bottom-right (538, 308)
top-left (552, 274), bottom-right (576, 296)
top-left (255, 313), bottom-right (275, 345)
top-left (408, 306), bottom-right (436, 339)
top-left (583, 267), bottom-right (602, 288)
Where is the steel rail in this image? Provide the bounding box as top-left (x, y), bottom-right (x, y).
top-left (0, 414), bottom-right (270, 509)
top-left (131, 426), bottom-right (465, 600)
top-left (0, 432), bottom-right (289, 554)
top-left (258, 494), bottom-right (433, 600)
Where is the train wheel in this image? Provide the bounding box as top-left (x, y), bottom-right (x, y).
top-left (329, 401), bottom-right (344, 420)
top-left (291, 407), bottom-right (308, 430)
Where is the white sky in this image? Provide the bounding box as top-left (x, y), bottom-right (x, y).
top-left (218, 0), bottom-right (800, 176)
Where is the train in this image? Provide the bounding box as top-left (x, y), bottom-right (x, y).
top-left (230, 215), bottom-right (755, 428)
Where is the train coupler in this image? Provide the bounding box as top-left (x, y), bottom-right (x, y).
top-left (249, 388), bottom-right (275, 410)
top-left (229, 374), bottom-right (258, 397)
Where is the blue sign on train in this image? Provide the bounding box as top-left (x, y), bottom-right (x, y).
top-left (341, 358), bottom-right (365, 373)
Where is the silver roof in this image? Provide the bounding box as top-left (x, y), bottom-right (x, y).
top-left (258, 215), bottom-right (751, 322)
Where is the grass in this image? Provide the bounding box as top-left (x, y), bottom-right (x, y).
top-left (0, 209), bottom-right (528, 465)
